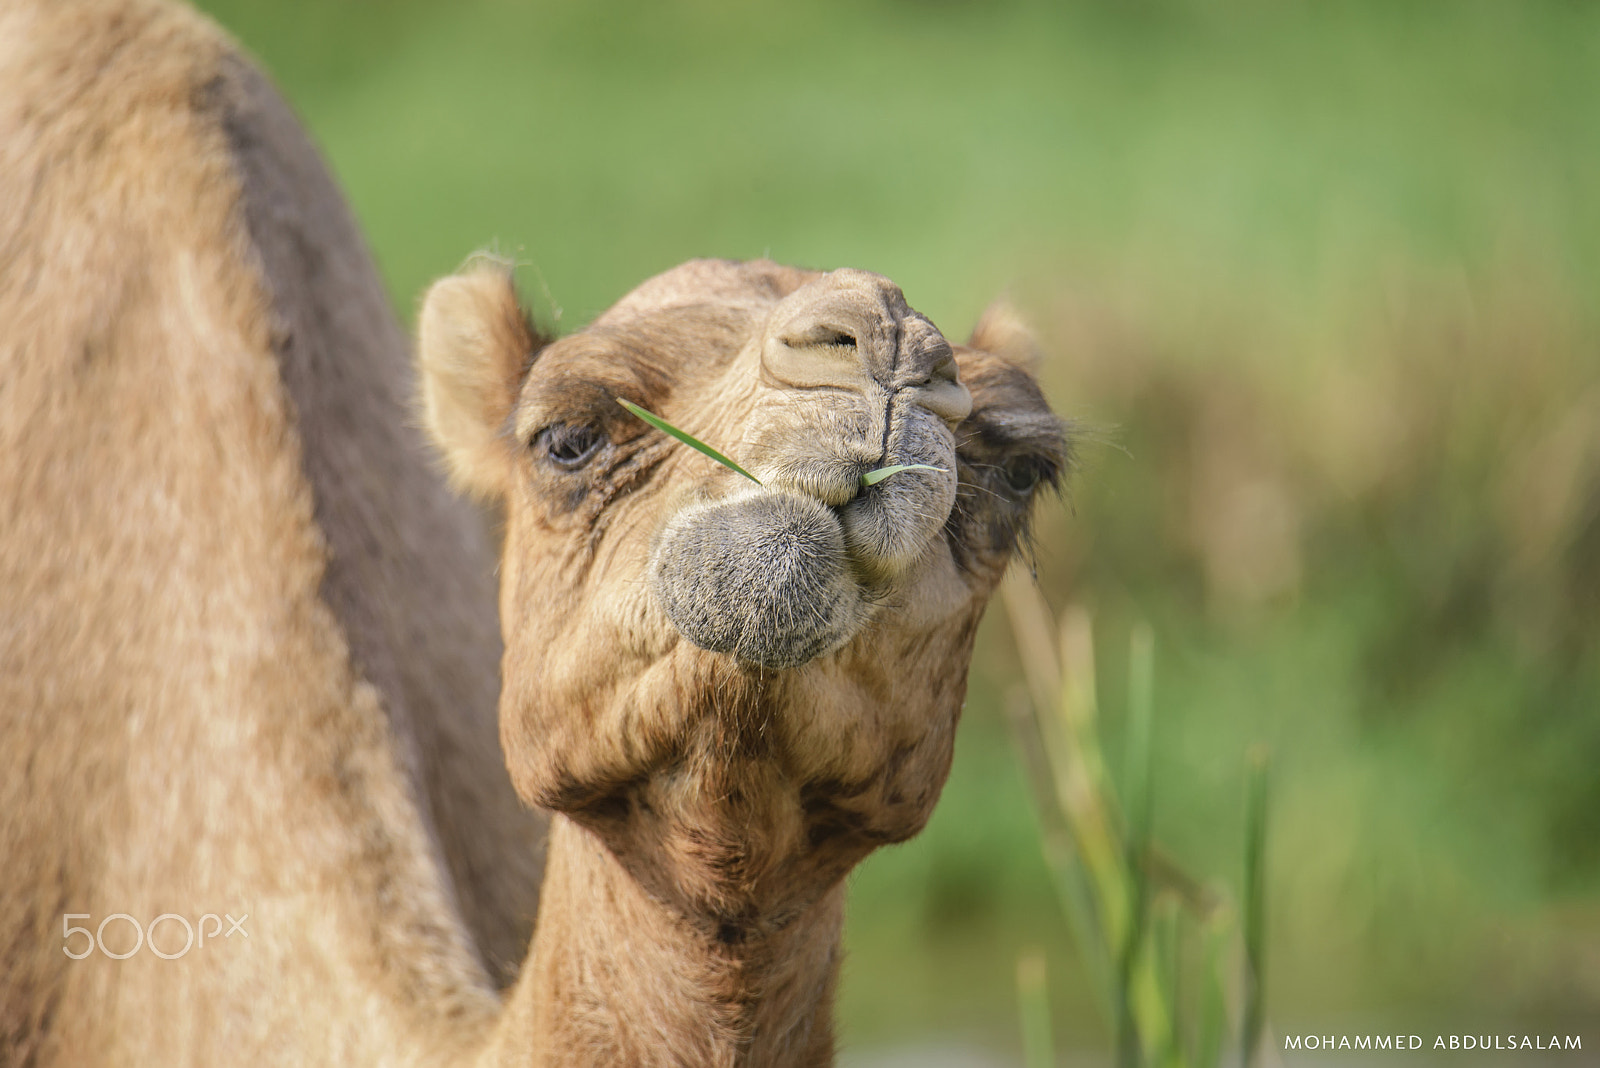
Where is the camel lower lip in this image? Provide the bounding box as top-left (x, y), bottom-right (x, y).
top-left (650, 489), bottom-right (871, 668)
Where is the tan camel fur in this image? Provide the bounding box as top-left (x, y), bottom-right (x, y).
top-left (0, 1), bottom-right (1066, 1066)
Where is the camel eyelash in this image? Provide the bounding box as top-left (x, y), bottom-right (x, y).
top-left (534, 423), bottom-right (607, 468)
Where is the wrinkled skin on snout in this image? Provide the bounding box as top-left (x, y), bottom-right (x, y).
top-left (418, 258), bottom-right (1065, 931)
top-left (651, 269), bottom-right (976, 668)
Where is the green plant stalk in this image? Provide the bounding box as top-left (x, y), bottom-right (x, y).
top-left (1239, 748), bottom-right (1271, 1068)
top-left (1127, 937), bottom-right (1177, 1068)
top-left (1002, 578), bottom-right (1133, 1050)
top-left (615, 398), bottom-right (763, 484)
top-left (1120, 623), bottom-right (1157, 1068)
top-left (861, 462), bottom-right (945, 485)
top-left (1049, 672), bottom-right (1135, 1051)
top-left (1196, 909), bottom-right (1233, 1068)
top-left (616, 397), bottom-right (944, 488)
top-left (1002, 691), bottom-right (1117, 1020)
top-left (1052, 609), bottom-right (1131, 954)
top-left (1017, 950), bottom-right (1057, 1068)
top-left (1046, 606), bottom-right (1173, 1068)
top-left (1126, 623), bottom-right (1156, 854)
top-left (1041, 837), bottom-right (1117, 1021)
top-left (1155, 898), bottom-right (1181, 1063)
top-left (1002, 576), bottom-right (1272, 1068)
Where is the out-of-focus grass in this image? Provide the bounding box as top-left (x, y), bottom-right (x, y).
top-left (201, 0), bottom-right (1600, 332)
top-left (195, 0), bottom-right (1600, 1057)
top-left (999, 577), bottom-right (1273, 1068)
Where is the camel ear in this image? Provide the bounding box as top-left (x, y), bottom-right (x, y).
top-left (967, 298), bottom-right (1040, 373)
top-left (417, 259), bottom-right (538, 500)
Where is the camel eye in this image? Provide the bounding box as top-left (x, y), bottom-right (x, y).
top-left (1003, 456), bottom-right (1042, 495)
top-left (536, 423), bottom-right (605, 468)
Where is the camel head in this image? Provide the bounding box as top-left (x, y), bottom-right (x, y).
top-left (417, 257), bottom-right (1064, 940)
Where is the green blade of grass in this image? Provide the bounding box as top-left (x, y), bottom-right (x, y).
top-left (1125, 623), bottom-right (1156, 856)
top-left (1003, 689), bottom-right (1117, 1023)
top-left (1154, 897), bottom-right (1181, 1065)
top-left (1017, 949), bottom-right (1057, 1068)
top-left (862, 463), bottom-right (945, 486)
top-left (1127, 935), bottom-right (1176, 1068)
top-left (1122, 622), bottom-right (1157, 1068)
top-left (1239, 746), bottom-right (1271, 1068)
top-left (1196, 909), bottom-right (1233, 1068)
top-left (617, 397), bottom-right (942, 490)
top-left (616, 398), bottom-right (761, 484)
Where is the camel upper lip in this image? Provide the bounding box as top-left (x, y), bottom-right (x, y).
top-left (756, 456), bottom-right (873, 507)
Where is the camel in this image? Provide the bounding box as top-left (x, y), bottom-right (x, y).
top-left (0, 0), bottom-right (1067, 1065)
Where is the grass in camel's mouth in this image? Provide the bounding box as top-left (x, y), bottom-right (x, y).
top-left (616, 397), bottom-right (944, 488)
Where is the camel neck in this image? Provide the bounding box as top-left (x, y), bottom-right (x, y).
top-left (484, 815), bottom-right (842, 1068)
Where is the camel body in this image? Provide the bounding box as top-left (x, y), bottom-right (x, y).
top-left (0, 2), bottom-right (541, 1061)
top-left (0, 2), bottom-right (1065, 1065)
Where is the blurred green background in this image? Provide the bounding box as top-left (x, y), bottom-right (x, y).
top-left (194, 0), bottom-right (1600, 1060)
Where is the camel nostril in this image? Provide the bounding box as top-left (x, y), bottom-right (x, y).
top-left (901, 374), bottom-right (972, 426)
top-left (765, 323), bottom-right (876, 391)
top-left (899, 355), bottom-right (959, 390)
top-left (778, 326), bottom-right (857, 350)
